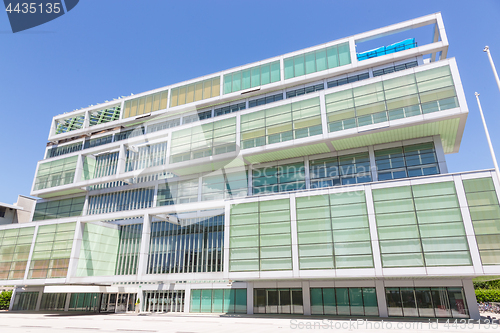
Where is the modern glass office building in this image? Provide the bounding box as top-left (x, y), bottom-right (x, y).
top-left (2, 13), bottom-right (499, 319)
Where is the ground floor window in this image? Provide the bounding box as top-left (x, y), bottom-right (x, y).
top-left (253, 288), bottom-right (303, 314)
top-left (310, 287), bottom-right (378, 316)
top-left (40, 293), bottom-right (66, 311)
top-left (143, 290), bottom-right (184, 313)
top-left (69, 293), bottom-right (101, 312)
top-left (191, 289), bottom-right (246, 313)
top-left (12, 292), bottom-right (38, 311)
top-left (385, 287), bottom-right (468, 318)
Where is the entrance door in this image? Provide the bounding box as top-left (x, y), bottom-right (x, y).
top-left (116, 293), bottom-right (129, 312)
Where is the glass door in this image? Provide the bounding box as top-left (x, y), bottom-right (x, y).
top-left (116, 293), bottom-right (129, 312)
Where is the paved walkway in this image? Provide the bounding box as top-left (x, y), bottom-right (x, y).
top-left (0, 312), bottom-right (498, 333)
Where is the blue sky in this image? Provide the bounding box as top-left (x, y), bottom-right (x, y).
top-left (0, 0), bottom-right (499, 204)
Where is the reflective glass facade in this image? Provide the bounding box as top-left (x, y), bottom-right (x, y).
top-left (190, 289), bottom-right (246, 313)
top-left (0, 227), bottom-right (35, 280)
top-left (310, 287), bottom-right (378, 316)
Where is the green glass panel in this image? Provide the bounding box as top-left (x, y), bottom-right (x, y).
top-left (326, 45), bottom-right (339, 69)
top-left (331, 215), bottom-right (369, 230)
top-left (201, 290), bottom-right (212, 312)
top-left (417, 208), bottom-right (463, 224)
top-left (372, 186), bottom-right (412, 201)
top-left (466, 191), bottom-right (499, 207)
top-left (260, 246), bottom-right (291, 259)
top-left (299, 243), bottom-right (333, 257)
top-left (234, 289), bottom-right (247, 313)
top-left (378, 225), bottom-right (419, 240)
top-left (323, 288), bottom-right (336, 315)
top-left (415, 65), bottom-right (451, 82)
top-left (421, 236), bottom-right (469, 252)
top-left (330, 203), bottom-right (367, 218)
top-left (350, 288), bottom-right (364, 315)
top-left (374, 198), bottom-right (414, 214)
top-left (469, 205), bottom-right (500, 221)
top-left (259, 210), bottom-right (290, 223)
top-left (472, 219), bottom-right (500, 235)
top-left (260, 258), bottom-right (292, 270)
top-left (230, 247), bottom-right (259, 260)
top-left (414, 195), bottom-right (459, 211)
top-left (229, 259), bottom-right (259, 271)
top-left (479, 250), bottom-right (500, 265)
top-left (212, 289), bottom-right (224, 313)
top-left (338, 43), bottom-right (351, 66)
top-left (299, 256), bottom-right (334, 270)
top-left (419, 222), bottom-right (465, 238)
top-left (330, 191), bottom-right (365, 205)
top-left (379, 239), bottom-right (421, 254)
top-left (259, 222), bottom-right (290, 235)
top-left (476, 235), bottom-right (500, 250)
top-left (259, 199), bottom-right (289, 212)
top-left (363, 288), bottom-right (378, 316)
top-left (296, 195), bottom-right (329, 209)
top-left (381, 253), bottom-right (424, 267)
top-left (333, 228), bottom-right (370, 242)
top-left (463, 177), bottom-right (495, 193)
top-left (424, 251), bottom-right (471, 266)
top-left (297, 207), bottom-right (330, 220)
top-left (231, 202), bottom-right (258, 215)
top-left (260, 234), bottom-right (290, 246)
top-left (284, 58), bottom-right (294, 79)
top-left (230, 236), bottom-right (258, 248)
top-left (310, 288), bottom-right (324, 314)
top-left (376, 212), bottom-right (417, 227)
top-left (315, 49), bottom-right (327, 72)
top-left (412, 182), bottom-right (456, 198)
top-left (297, 218), bottom-right (332, 232)
top-left (230, 224), bottom-right (258, 237)
top-left (270, 62), bottom-right (281, 82)
top-left (383, 74), bottom-right (416, 90)
top-left (335, 255), bottom-right (373, 268)
top-left (230, 213), bottom-right (258, 226)
top-left (298, 231), bottom-right (332, 244)
top-left (334, 241), bottom-right (372, 255)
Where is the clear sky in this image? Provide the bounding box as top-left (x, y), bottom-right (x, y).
top-left (0, 0), bottom-right (499, 204)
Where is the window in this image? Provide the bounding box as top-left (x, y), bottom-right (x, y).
top-left (157, 178), bottom-right (199, 206)
top-left (284, 42), bottom-right (351, 79)
top-left (224, 61), bottom-right (280, 94)
top-left (0, 207), bottom-right (6, 218)
top-left (0, 227), bottom-right (35, 279)
top-left (253, 163), bottom-right (305, 195)
top-left (385, 287), bottom-right (468, 318)
top-left (114, 126), bottom-right (145, 141)
top-left (310, 287), bottom-right (378, 316)
top-left (46, 142), bottom-right (83, 159)
top-left (84, 134), bottom-right (113, 149)
top-left (310, 153), bottom-right (371, 189)
top-left (191, 289), bottom-right (246, 313)
top-left (124, 90), bottom-right (168, 118)
top-left (146, 118), bottom-right (180, 133)
top-left (183, 110), bottom-right (212, 124)
top-left (82, 151), bottom-right (120, 180)
top-left (253, 288), bottom-right (303, 314)
top-left (214, 102), bottom-right (246, 117)
top-left (125, 142), bottom-right (168, 172)
top-left (171, 77), bottom-right (220, 107)
top-left (32, 197), bottom-right (85, 221)
top-left (375, 142), bottom-right (439, 181)
top-left (373, 60), bottom-right (418, 77)
top-left (34, 156), bottom-right (78, 191)
top-left (286, 83), bottom-right (324, 99)
top-left (249, 93), bottom-right (283, 108)
top-left (327, 72), bottom-right (369, 88)
top-left (87, 188), bottom-right (154, 215)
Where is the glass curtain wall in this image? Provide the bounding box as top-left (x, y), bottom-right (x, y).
top-left (224, 61), bottom-right (280, 94)
top-left (32, 197), bottom-right (85, 221)
top-left (252, 162), bottom-right (305, 194)
top-left (240, 97), bottom-right (322, 149)
top-left (40, 293), bottom-right (67, 310)
top-left (374, 182), bottom-right (471, 268)
top-left (190, 289), bottom-right (246, 313)
top-left (201, 170), bottom-right (248, 201)
top-left (284, 42), bottom-right (351, 79)
top-left (229, 200), bottom-right (292, 272)
top-left (325, 65), bottom-right (458, 132)
top-left (309, 153), bottom-right (371, 188)
top-left (123, 90), bottom-right (168, 118)
top-left (46, 142), bottom-right (83, 159)
top-left (375, 142), bottom-right (439, 180)
top-left (170, 77), bottom-right (220, 108)
top-left (82, 151), bottom-right (120, 180)
top-left (34, 156), bottom-right (78, 190)
top-left (157, 178), bottom-right (199, 206)
top-left (463, 177), bottom-right (500, 264)
top-left (87, 188), bottom-right (154, 215)
top-left (12, 292), bottom-right (39, 311)
top-left (253, 288), bottom-right (303, 314)
top-left (385, 287), bottom-right (468, 318)
top-left (125, 141), bottom-right (168, 172)
top-left (115, 224), bottom-right (143, 275)
top-left (310, 287), bottom-right (378, 316)
top-left (69, 293), bottom-right (101, 312)
top-left (147, 215), bottom-right (224, 274)
top-left (296, 192), bottom-right (373, 269)
top-left (0, 227), bottom-right (35, 279)
top-left (143, 291), bottom-right (184, 313)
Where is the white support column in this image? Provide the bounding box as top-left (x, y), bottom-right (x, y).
top-left (368, 146), bottom-right (378, 182)
top-left (137, 214), bottom-right (152, 280)
top-left (348, 37), bottom-right (358, 67)
top-left (302, 281), bottom-right (311, 316)
top-left (454, 176), bottom-right (483, 274)
top-left (319, 93), bottom-right (328, 138)
top-left (35, 289), bottom-right (43, 311)
top-left (64, 293), bottom-right (71, 311)
top-left (153, 184), bottom-right (158, 207)
top-left (116, 144), bottom-right (127, 175)
top-left (223, 204), bottom-right (230, 280)
top-left (74, 154), bottom-right (84, 185)
top-left (375, 280), bottom-right (388, 317)
top-left (82, 193), bottom-right (89, 216)
top-left (197, 176), bottom-right (203, 202)
top-left (290, 194), bottom-right (299, 278)
top-left (83, 110), bottom-right (90, 129)
top-left (24, 225), bottom-right (39, 281)
top-left (236, 113), bottom-right (241, 152)
top-left (246, 282), bottom-right (254, 314)
top-left (365, 187), bottom-right (382, 276)
top-left (184, 285), bottom-right (191, 313)
top-left (247, 164), bottom-right (253, 197)
top-left (433, 135), bottom-right (448, 174)
top-left (8, 287), bottom-right (17, 311)
top-left (66, 219), bottom-right (84, 281)
top-left (304, 156), bottom-right (311, 189)
top-left (463, 279), bottom-right (480, 320)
